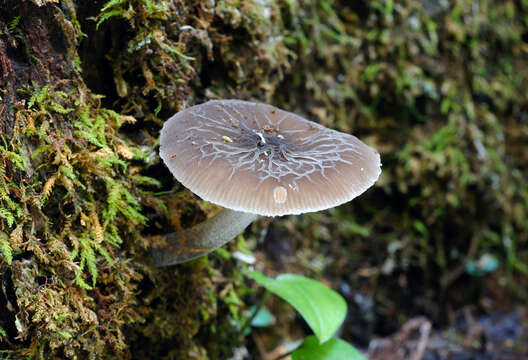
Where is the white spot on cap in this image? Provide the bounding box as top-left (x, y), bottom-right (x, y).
top-left (253, 130), bottom-right (266, 144)
top-left (273, 186), bottom-right (287, 204)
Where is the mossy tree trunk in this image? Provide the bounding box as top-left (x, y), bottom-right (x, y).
top-left (0, 1), bottom-right (148, 357)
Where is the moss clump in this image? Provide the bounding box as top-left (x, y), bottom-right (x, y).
top-left (93, 0), bottom-right (200, 119)
top-left (89, 0), bottom-right (293, 119)
top-left (264, 0), bottom-right (528, 334)
top-left (0, 81), bottom-right (149, 357)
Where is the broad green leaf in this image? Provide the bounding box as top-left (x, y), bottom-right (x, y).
top-left (248, 271), bottom-right (346, 343)
top-left (292, 336), bottom-right (365, 360)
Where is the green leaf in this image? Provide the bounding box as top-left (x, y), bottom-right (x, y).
top-left (248, 271), bottom-right (346, 343)
top-left (292, 336), bottom-right (365, 360)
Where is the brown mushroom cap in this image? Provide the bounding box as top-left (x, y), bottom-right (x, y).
top-left (160, 100), bottom-right (381, 217)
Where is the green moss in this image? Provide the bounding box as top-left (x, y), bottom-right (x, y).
top-left (93, 0), bottom-right (293, 122)
top-left (0, 74), bottom-right (250, 358)
top-left (270, 0), bottom-right (528, 320)
top-left (0, 82), bottom-right (152, 356)
top-left (93, 0), bottom-right (201, 120)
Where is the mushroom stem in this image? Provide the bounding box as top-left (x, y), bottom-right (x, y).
top-left (152, 208), bottom-right (259, 267)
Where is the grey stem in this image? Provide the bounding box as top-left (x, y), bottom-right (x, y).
top-left (152, 208), bottom-right (259, 267)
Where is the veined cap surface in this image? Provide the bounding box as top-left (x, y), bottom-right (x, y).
top-left (160, 100), bottom-right (381, 216)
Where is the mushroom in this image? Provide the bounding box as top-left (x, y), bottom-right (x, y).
top-left (153, 100), bottom-right (381, 266)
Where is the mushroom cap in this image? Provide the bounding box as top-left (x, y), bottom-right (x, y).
top-left (160, 100), bottom-right (381, 216)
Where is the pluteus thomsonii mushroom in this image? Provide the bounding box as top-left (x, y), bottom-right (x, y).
top-left (153, 100), bottom-right (381, 266)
